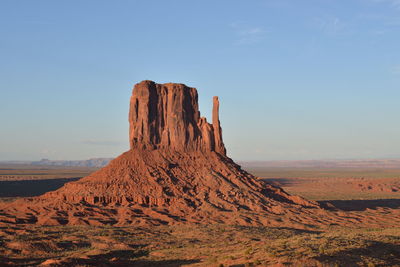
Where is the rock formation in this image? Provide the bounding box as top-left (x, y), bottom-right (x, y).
top-left (212, 96), bottom-right (226, 155)
top-left (0, 80), bottom-right (323, 227)
top-left (128, 81), bottom-right (226, 154)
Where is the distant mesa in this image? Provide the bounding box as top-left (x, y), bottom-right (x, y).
top-left (31, 158), bottom-right (113, 168)
top-left (0, 158), bottom-right (113, 168)
top-left (0, 80), bottom-right (322, 227)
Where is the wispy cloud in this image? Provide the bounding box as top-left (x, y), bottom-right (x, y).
top-left (370, 29), bottom-right (388, 35)
top-left (314, 17), bottom-right (345, 35)
top-left (230, 22), bottom-right (267, 45)
top-left (392, 65), bottom-right (400, 74)
top-left (371, 0), bottom-right (400, 8)
top-left (40, 148), bottom-right (56, 156)
top-left (356, 13), bottom-right (400, 32)
top-left (82, 139), bottom-right (123, 146)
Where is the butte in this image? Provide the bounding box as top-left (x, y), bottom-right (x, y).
top-left (0, 80), bottom-right (323, 227)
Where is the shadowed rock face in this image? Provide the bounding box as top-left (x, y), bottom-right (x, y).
top-left (0, 80), bottom-right (322, 227)
top-left (129, 80), bottom-right (226, 155)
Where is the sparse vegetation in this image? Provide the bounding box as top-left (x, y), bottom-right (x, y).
top-left (1, 224), bottom-right (400, 266)
top-left (2, 165), bottom-right (400, 266)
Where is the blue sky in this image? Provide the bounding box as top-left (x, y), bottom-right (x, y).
top-left (1, 0), bottom-right (400, 161)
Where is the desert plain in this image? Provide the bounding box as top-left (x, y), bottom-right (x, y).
top-left (1, 163), bottom-right (400, 267)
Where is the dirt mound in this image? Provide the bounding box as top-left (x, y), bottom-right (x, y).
top-left (0, 80), bottom-right (322, 227)
top-left (348, 178), bottom-right (400, 193)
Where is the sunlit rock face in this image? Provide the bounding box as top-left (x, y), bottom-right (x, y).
top-left (128, 80), bottom-right (226, 155)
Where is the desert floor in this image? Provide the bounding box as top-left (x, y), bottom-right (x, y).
top-left (1, 164), bottom-right (400, 266)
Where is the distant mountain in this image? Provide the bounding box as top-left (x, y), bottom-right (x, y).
top-left (30, 158), bottom-right (113, 167)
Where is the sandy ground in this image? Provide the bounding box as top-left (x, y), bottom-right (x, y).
top-left (1, 165), bottom-right (400, 266)
top-left (248, 167), bottom-right (400, 201)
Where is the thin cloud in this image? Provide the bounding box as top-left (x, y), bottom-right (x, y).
top-left (370, 29), bottom-right (388, 35)
top-left (239, 27), bottom-right (264, 35)
top-left (356, 13), bottom-right (400, 29)
top-left (82, 139), bottom-right (123, 146)
top-left (40, 148), bottom-right (56, 156)
top-left (371, 0), bottom-right (400, 8)
top-left (392, 65), bottom-right (400, 74)
top-left (314, 17), bottom-right (345, 35)
top-left (230, 22), bottom-right (267, 45)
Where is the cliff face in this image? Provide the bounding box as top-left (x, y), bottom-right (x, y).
top-left (128, 80), bottom-right (226, 155)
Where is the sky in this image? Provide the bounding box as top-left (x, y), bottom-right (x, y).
top-left (1, 0), bottom-right (400, 161)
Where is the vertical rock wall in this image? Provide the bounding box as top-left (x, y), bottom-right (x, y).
top-left (129, 80), bottom-right (226, 155)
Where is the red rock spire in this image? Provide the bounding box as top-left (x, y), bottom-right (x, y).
top-left (212, 96), bottom-right (226, 155)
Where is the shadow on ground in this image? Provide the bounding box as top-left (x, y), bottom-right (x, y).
top-left (320, 198), bottom-right (400, 211)
top-left (315, 241), bottom-right (400, 266)
top-left (0, 249), bottom-right (201, 266)
top-left (261, 178), bottom-right (299, 187)
top-left (0, 178), bottom-right (80, 197)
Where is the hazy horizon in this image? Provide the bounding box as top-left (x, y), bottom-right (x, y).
top-left (1, 0), bottom-right (400, 161)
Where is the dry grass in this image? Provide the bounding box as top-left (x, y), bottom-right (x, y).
top-left (1, 165), bottom-right (400, 266)
top-left (1, 224), bottom-right (400, 266)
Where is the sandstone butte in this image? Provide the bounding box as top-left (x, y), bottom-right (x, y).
top-left (0, 80), bottom-right (336, 228)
